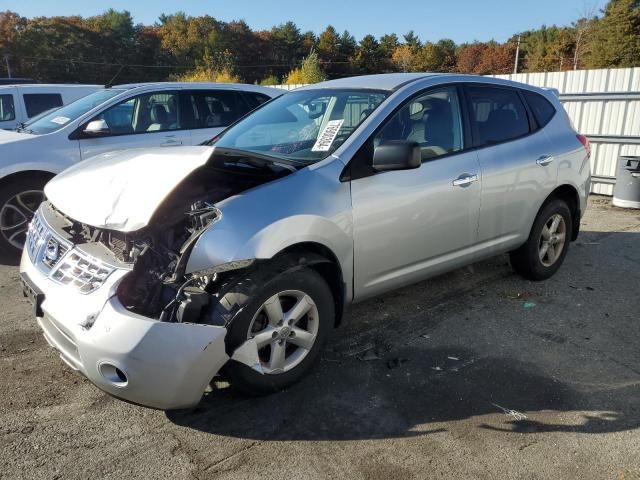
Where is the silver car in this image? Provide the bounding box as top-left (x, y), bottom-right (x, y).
top-left (20, 73), bottom-right (590, 409)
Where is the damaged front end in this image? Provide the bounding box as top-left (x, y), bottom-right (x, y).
top-left (24, 148), bottom-right (295, 409)
top-left (68, 152), bottom-right (292, 327)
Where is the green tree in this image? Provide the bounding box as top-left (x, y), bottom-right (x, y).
top-left (415, 39), bottom-right (457, 72)
top-left (285, 50), bottom-right (326, 84)
top-left (270, 21), bottom-right (303, 66)
top-left (301, 30), bottom-right (317, 54)
top-left (587, 0), bottom-right (640, 68)
top-left (317, 25), bottom-right (339, 64)
top-left (354, 34), bottom-right (383, 73)
top-left (403, 30), bottom-right (422, 52)
top-left (379, 33), bottom-right (400, 71)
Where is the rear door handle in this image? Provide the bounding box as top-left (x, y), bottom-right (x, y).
top-left (452, 174), bottom-right (478, 187)
top-left (536, 154), bottom-right (554, 166)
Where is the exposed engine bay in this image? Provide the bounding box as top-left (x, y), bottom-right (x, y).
top-left (56, 151), bottom-right (295, 325)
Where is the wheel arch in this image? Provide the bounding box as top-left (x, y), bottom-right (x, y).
top-left (542, 184), bottom-right (581, 241)
top-left (274, 242), bottom-right (346, 328)
top-left (0, 169), bottom-right (56, 189)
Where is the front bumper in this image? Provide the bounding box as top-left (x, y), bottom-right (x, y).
top-left (20, 248), bottom-right (229, 410)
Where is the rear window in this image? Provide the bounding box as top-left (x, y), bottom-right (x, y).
top-left (523, 90), bottom-right (556, 128)
top-left (0, 94), bottom-right (15, 121)
top-left (467, 86), bottom-right (530, 145)
top-left (23, 93), bottom-right (63, 118)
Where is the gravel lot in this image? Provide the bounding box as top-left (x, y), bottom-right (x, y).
top-left (1, 196), bottom-right (639, 480)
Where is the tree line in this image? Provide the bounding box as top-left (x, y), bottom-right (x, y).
top-left (0, 0), bottom-right (638, 85)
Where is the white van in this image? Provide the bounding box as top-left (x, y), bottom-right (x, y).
top-left (0, 84), bottom-right (103, 130)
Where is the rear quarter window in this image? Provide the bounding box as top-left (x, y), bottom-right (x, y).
top-left (23, 93), bottom-right (63, 118)
top-left (523, 90), bottom-right (556, 128)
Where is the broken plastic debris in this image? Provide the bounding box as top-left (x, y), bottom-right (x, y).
top-left (523, 302), bottom-right (536, 310)
top-left (491, 402), bottom-right (528, 421)
top-left (447, 356), bottom-right (460, 361)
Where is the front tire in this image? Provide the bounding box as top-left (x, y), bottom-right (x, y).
top-left (212, 259), bottom-right (335, 395)
top-left (510, 198), bottom-right (573, 281)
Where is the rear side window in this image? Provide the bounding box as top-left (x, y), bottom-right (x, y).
top-left (0, 94), bottom-right (15, 121)
top-left (188, 91), bottom-right (252, 129)
top-left (466, 86), bottom-right (530, 146)
top-left (23, 93), bottom-right (63, 118)
top-left (523, 90), bottom-right (556, 128)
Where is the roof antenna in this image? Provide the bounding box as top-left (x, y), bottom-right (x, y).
top-left (106, 65), bottom-right (124, 88)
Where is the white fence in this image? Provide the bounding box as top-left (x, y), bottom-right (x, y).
top-left (493, 68), bottom-right (640, 195)
top-left (277, 68), bottom-right (640, 195)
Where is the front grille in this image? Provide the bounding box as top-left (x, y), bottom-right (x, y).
top-left (27, 212), bottom-right (47, 262)
top-left (50, 251), bottom-right (114, 294)
top-left (25, 206), bottom-right (117, 294)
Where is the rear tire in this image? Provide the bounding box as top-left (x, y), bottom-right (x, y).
top-left (0, 175), bottom-right (49, 258)
top-left (510, 198), bottom-right (573, 281)
top-left (211, 258), bottom-right (334, 395)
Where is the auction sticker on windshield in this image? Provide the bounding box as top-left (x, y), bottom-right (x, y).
top-left (50, 117), bottom-right (70, 125)
top-left (311, 119), bottom-right (344, 152)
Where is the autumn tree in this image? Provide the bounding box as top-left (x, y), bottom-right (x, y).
top-left (456, 43), bottom-right (489, 73)
top-left (285, 50), bottom-right (326, 84)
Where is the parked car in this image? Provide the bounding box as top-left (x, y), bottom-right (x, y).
top-left (0, 82), bottom-right (282, 255)
top-left (20, 73), bottom-right (590, 409)
top-left (0, 83), bottom-right (102, 130)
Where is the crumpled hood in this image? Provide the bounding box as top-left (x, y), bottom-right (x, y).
top-left (45, 146), bottom-right (214, 231)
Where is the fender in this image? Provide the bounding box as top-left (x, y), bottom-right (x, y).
top-left (185, 160), bottom-right (355, 301)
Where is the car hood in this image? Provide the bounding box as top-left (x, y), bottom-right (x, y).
top-left (0, 129), bottom-right (36, 145)
top-left (45, 146), bottom-right (214, 231)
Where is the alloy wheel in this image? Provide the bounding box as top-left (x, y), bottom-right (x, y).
top-left (247, 290), bottom-right (319, 374)
top-left (538, 213), bottom-right (566, 267)
top-left (0, 190), bottom-right (45, 250)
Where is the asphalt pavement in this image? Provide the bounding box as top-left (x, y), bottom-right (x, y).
top-left (1, 196), bottom-right (639, 479)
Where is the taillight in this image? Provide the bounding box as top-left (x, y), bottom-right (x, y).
top-left (576, 134), bottom-right (591, 158)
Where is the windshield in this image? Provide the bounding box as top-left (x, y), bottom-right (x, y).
top-left (211, 89), bottom-right (389, 164)
top-left (27, 89), bottom-right (126, 135)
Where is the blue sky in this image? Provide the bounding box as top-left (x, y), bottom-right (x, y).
top-left (8, 0), bottom-right (606, 43)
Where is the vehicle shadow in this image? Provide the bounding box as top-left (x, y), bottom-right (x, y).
top-left (167, 344), bottom-right (640, 441)
top-left (168, 227), bottom-right (640, 441)
top-left (0, 251), bottom-right (20, 267)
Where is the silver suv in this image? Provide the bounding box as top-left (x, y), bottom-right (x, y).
top-left (20, 74), bottom-right (590, 409)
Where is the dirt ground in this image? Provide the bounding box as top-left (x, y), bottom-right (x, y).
top-left (1, 196), bottom-right (639, 480)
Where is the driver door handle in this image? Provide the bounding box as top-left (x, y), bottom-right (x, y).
top-left (452, 174), bottom-right (478, 187)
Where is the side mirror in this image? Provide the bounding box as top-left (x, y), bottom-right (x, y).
top-left (83, 119), bottom-right (110, 136)
top-left (372, 140), bottom-right (421, 172)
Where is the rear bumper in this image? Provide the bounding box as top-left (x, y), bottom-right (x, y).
top-left (21, 249), bottom-right (229, 410)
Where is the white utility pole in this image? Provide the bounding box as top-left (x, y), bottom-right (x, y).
top-left (4, 55), bottom-right (11, 78)
top-left (513, 35), bottom-right (521, 74)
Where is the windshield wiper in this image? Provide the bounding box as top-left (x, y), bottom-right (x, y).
top-left (15, 123), bottom-right (33, 134)
top-left (210, 147), bottom-right (306, 169)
